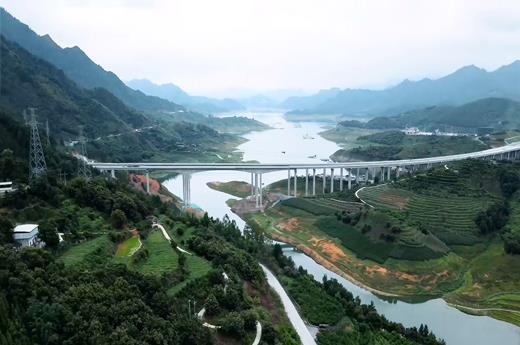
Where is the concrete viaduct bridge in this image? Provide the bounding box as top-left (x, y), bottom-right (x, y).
top-left (89, 142), bottom-right (520, 209)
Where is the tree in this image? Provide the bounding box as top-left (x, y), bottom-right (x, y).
top-left (0, 217), bottom-right (14, 244)
top-left (205, 294), bottom-right (220, 316)
top-left (218, 311), bottom-right (244, 336)
top-left (38, 220), bottom-right (59, 249)
top-left (110, 209), bottom-right (127, 229)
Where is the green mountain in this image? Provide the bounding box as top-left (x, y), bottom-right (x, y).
top-left (0, 36), bottom-right (148, 141)
top-left (286, 63), bottom-right (520, 117)
top-left (0, 7), bottom-right (183, 112)
top-left (0, 36), bottom-right (245, 162)
top-left (127, 79), bottom-right (244, 113)
top-left (358, 97), bottom-right (520, 132)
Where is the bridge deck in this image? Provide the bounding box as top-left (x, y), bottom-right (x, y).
top-left (88, 142), bottom-right (520, 172)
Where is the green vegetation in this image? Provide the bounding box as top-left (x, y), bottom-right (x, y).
top-left (59, 235), bottom-right (112, 267)
top-left (359, 97), bottom-right (520, 133)
top-left (270, 245), bottom-right (445, 345)
top-left (245, 160), bottom-right (520, 327)
top-left (329, 130), bottom-right (488, 162)
top-left (207, 181), bottom-right (252, 198)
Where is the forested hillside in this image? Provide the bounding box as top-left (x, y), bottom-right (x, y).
top-left (0, 8), bottom-right (183, 112)
top-left (332, 97), bottom-right (520, 134)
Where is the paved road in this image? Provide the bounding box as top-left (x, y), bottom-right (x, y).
top-left (152, 223), bottom-right (191, 254)
top-left (261, 264), bottom-right (317, 345)
top-left (90, 142), bottom-right (520, 172)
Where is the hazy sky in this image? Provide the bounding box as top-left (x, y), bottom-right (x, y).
top-left (2, 0), bottom-right (520, 97)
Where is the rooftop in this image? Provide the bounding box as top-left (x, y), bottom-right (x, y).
top-left (13, 224), bottom-right (38, 233)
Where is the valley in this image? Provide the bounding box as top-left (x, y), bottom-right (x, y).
top-left (2, 4), bottom-right (520, 345)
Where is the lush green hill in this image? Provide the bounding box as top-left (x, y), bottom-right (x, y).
top-left (330, 130), bottom-right (489, 162)
top-left (362, 98), bottom-right (520, 132)
top-left (0, 36), bottom-right (148, 141)
top-left (0, 7), bottom-right (183, 112)
top-left (285, 62), bottom-right (520, 117)
top-left (0, 36), bottom-right (247, 162)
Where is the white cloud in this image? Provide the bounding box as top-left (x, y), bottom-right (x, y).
top-left (2, 0), bottom-right (520, 97)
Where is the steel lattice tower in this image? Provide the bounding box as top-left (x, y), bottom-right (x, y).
top-left (77, 126), bottom-right (91, 179)
top-left (27, 108), bottom-right (47, 181)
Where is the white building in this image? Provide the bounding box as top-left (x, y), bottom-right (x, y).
top-left (13, 224), bottom-right (42, 248)
top-left (0, 181), bottom-right (14, 196)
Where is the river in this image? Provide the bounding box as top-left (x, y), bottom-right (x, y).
top-left (163, 111), bottom-right (520, 345)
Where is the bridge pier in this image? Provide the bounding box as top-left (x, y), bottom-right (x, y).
top-left (348, 168), bottom-right (352, 190)
top-left (312, 169), bottom-right (316, 196)
top-left (182, 173), bottom-right (191, 209)
top-left (330, 168), bottom-right (334, 193)
top-left (396, 166), bottom-right (400, 178)
top-left (251, 173), bottom-right (254, 197)
top-left (322, 168), bottom-right (326, 194)
top-left (339, 168), bottom-right (343, 191)
top-left (356, 168), bottom-right (360, 184)
top-left (387, 166), bottom-right (391, 180)
top-left (260, 173), bottom-right (263, 207)
top-left (111, 169), bottom-right (115, 179)
top-left (305, 168), bottom-right (309, 196)
top-left (293, 169), bottom-right (297, 196)
top-left (145, 171), bottom-right (150, 194)
top-left (287, 169), bottom-right (291, 196)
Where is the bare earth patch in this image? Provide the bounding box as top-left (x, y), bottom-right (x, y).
top-left (278, 218), bottom-right (301, 232)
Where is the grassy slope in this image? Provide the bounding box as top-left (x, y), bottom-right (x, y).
top-left (59, 235), bottom-right (113, 267)
top-left (207, 181), bottom-right (252, 198)
top-left (244, 163), bottom-right (520, 327)
top-left (115, 235), bottom-right (141, 257)
top-left (323, 127), bottom-right (490, 163)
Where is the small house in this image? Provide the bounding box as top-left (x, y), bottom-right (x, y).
top-left (13, 224), bottom-right (42, 248)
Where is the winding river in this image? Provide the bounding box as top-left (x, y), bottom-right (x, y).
top-left (163, 112), bottom-right (520, 345)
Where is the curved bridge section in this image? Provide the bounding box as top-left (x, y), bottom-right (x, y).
top-left (89, 142), bottom-right (520, 208)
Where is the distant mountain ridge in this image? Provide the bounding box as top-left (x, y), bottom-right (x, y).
top-left (0, 7), bottom-right (183, 113)
top-left (126, 79), bottom-right (244, 113)
top-left (285, 62), bottom-right (520, 117)
top-left (339, 97), bottom-right (520, 133)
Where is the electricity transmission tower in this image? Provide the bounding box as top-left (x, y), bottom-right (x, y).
top-left (77, 126), bottom-right (91, 179)
top-left (27, 108), bottom-right (47, 182)
top-left (45, 119), bottom-right (50, 145)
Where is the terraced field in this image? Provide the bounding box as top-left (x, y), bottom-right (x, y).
top-left (281, 197), bottom-right (363, 216)
top-left (357, 184), bottom-right (497, 245)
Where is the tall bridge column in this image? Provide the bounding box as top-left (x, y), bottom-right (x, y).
top-left (182, 173), bottom-right (191, 209)
top-left (348, 168), bottom-right (352, 190)
top-left (339, 168), bottom-right (343, 191)
top-left (371, 167), bottom-right (375, 184)
top-left (259, 173), bottom-right (263, 207)
top-left (251, 173), bottom-right (254, 197)
top-left (322, 168), bottom-right (326, 194)
top-left (305, 169), bottom-right (309, 196)
top-left (312, 169), bottom-right (316, 196)
top-left (396, 166), bottom-right (400, 178)
top-left (145, 171), bottom-right (150, 194)
top-left (387, 166), bottom-right (391, 180)
top-left (330, 168), bottom-right (335, 193)
top-left (293, 169), bottom-right (297, 196)
top-left (356, 168), bottom-right (360, 183)
top-left (111, 169), bottom-right (115, 179)
top-left (255, 173), bottom-right (260, 208)
top-left (287, 169), bottom-right (291, 196)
